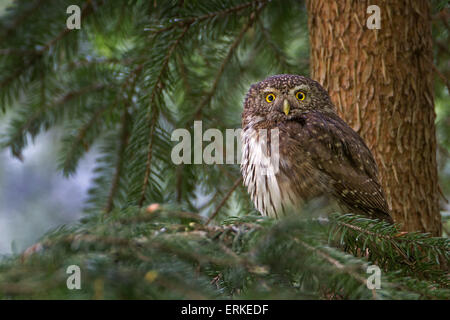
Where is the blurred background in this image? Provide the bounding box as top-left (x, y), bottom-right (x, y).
top-left (0, 0), bottom-right (95, 255)
top-left (0, 125), bottom-right (96, 254)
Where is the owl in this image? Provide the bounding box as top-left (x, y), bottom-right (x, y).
top-left (241, 74), bottom-right (393, 223)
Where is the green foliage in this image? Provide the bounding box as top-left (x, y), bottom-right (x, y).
top-left (0, 0), bottom-right (308, 216)
top-left (0, 0), bottom-right (448, 299)
top-left (432, 1), bottom-right (450, 198)
top-left (0, 209), bottom-right (448, 299)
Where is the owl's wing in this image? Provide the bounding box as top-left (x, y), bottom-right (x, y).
top-left (280, 112), bottom-right (392, 222)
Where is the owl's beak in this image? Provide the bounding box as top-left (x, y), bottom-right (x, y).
top-left (283, 99), bottom-right (290, 115)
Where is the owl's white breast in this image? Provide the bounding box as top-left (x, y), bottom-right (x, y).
top-left (241, 127), bottom-right (298, 218)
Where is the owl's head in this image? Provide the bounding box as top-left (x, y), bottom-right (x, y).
top-left (243, 74), bottom-right (335, 125)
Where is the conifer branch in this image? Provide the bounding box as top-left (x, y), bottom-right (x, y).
top-left (2, 207), bottom-right (449, 299)
top-left (65, 57), bottom-right (136, 70)
top-left (206, 177), bottom-right (243, 225)
top-left (139, 110), bottom-right (158, 207)
top-left (104, 110), bottom-right (131, 214)
top-left (139, 25), bottom-right (190, 207)
top-left (4, 83), bottom-right (107, 157)
top-left (298, 240), bottom-right (377, 298)
top-left (332, 214), bottom-right (449, 254)
top-left (176, 54), bottom-right (191, 94)
top-left (150, 0), bottom-right (265, 35)
top-left (0, 0), bottom-right (46, 43)
top-left (257, 18), bottom-right (294, 71)
top-left (104, 65), bottom-right (144, 213)
top-left (61, 105), bottom-right (110, 174)
top-left (0, 1), bottom-right (101, 91)
top-left (61, 64), bottom-right (143, 176)
top-left (175, 164), bottom-right (184, 203)
top-left (332, 219), bottom-right (413, 264)
top-left (192, 7), bottom-right (262, 121)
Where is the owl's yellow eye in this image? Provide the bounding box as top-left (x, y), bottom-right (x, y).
top-left (265, 93), bottom-right (276, 103)
top-left (296, 91), bottom-right (306, 101)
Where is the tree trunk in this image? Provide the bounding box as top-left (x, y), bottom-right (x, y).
top-left (306, 0), bottom-right (441, 235)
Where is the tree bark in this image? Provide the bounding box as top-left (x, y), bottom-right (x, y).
top-left (306, 0), bottom-right (441, 235)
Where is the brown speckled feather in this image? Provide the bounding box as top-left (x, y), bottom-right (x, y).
top-left (241, 74), bottom-right (393, 223)
top-left (279, 112), bottom-right (392, 222)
